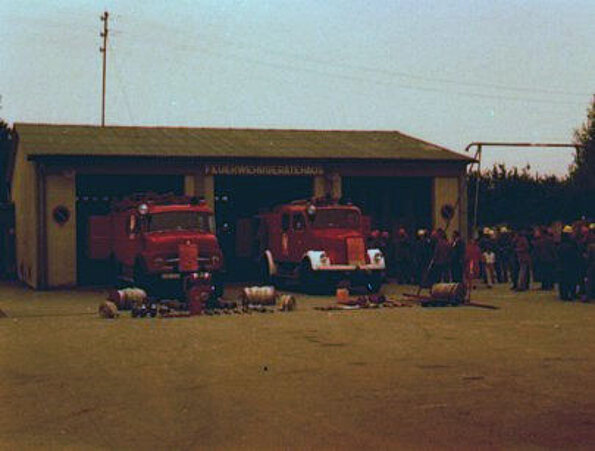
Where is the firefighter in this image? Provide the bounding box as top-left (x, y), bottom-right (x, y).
top-left (531, 228), bottom-right (543, 286)
top-left (577, 225), bottom-right (590, 300)
top-left (413, 229), bottom-right (432, 287)
top-left (429, 228), bottom-right (451, 284)
top-left (535, 228), bottom-right (557, 290)
top-left (481, 230), bottom-right (497, 288)
top-left (557, 225), bottom-right (581, 301)
top-left (479, 227), bottom-right (497, 285)
top-left (465, 236), bottom-right (482, 289)
top-left (450, 230), bottom-right (465, 283)
top-left (586, 224), bottom-right (595, 301)
top-left (497, 226), bottom-right (513, 284)
top-left (513, 229), bottom-right (532, 291)
top-left (393, 228), bottom-right (412, 284)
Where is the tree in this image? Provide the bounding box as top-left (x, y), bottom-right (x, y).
top-left (570, 97), bottom-right (595, 217)
top-left (468, 163), bottom-right (572, 229)
top-left (0, 120), bottom-right (14, 203)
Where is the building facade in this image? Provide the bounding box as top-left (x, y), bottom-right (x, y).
top-left (11, 124), bottom-right (472, 288)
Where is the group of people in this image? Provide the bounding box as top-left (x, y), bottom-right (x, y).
top-left (368, 222), bottom-right (595, 302)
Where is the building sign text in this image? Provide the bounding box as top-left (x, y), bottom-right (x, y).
top-left (205, 164), bottom-right (324, 176)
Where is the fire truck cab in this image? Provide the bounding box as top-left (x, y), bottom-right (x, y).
top-left (255, 198), bottom-right (385, 293)
top-left (88, 194), bottom-right (224, 296)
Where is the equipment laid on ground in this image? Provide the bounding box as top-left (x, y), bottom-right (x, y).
top-left (98, 300), bottom-right (119, 318)
top-left (315, 294), bottom-right (411, 311)
top-left (88, 193), bottom-right (224, 298)
top-left (107, 288), bottom-right (147, 310)
top-left (278, 294), bottom-right (297, 311)
top-left (241, 286), bottom-right (277, 306)
top-left (240, 197), bottom-right (385, 294)
top-left (428, 283), bottom-right (467, 306)
top-left (403, 282), bottom-right (497, 309)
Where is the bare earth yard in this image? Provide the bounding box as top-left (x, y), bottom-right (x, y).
top-left (1, 281), bottom-right (595, 450)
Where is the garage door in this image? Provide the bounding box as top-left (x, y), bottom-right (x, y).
top-left (342, 176), bottom-right (432, 234)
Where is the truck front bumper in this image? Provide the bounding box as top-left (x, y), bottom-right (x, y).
top-left (315, 264), bottom-right (385, 272)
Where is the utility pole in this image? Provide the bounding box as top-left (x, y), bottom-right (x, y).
top-left (99, 11), bottom-right (109, 127)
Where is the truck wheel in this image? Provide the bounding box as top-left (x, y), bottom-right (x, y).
top-left (300, 259), bottom-right (324, 295)
top-left (109, 255), bottom-right (123, 288)
top-left (260, 257), bottom-right (273, 286)
top-left (133, 260), bottom-right (151, 293)
top-left (366, 274), bottom-right (383, 294)
top-left (212, 272), bottom-right (224, 298)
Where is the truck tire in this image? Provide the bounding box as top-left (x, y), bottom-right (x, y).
top-left (300, 259), bottom-right (324, 295)
top-left (212, 272), bottom-right (224, 298)
top-left (260, 256), bottom-right (273, 286)
top-left (133, 259), bottom-right (151, 293)
top-left (109, 255), bottom-right (124, 288)
top-left (366, 274), bottom-right (383, 294)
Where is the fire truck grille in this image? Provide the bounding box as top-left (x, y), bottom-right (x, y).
top-left (346, 237), bottom-right (366, 266)
top-left (178, 243), bottom-right (199, 272)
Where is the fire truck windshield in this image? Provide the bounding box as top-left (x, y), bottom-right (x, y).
top-left (147, 212), bottom-right (215, 233)
top-left (312, 209), bottom-right (360, 229)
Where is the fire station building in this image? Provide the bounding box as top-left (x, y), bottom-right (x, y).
top-left (11, 123), bottom-right (472, 289)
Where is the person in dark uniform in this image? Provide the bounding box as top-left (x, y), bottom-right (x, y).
top-left (557, 226), bottom-right (581, 301)
top-left (497, 227), bottom-right (513, 284)
top-left (429, 228), bottom-right (451, 285)
top-left (586, 224), bottom-right (595, 301)
top-left (537, 228), bottom-right (557, 290)
top-left (450, 230), bottom-right (465, 283)
top-left (413, 229), bottom-right (433, 287)
top-left (393, 228), bottom-right (412, 284)
top-left (513, 230), bottom-right (532, 291)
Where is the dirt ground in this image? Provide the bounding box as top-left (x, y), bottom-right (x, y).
top-left (1, 280), bottom-right (595, 450)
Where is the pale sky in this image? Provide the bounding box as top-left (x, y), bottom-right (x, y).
top-left (1, 0), bottom-right (593, 176)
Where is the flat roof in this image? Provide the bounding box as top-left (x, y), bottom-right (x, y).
top-left (15, 123), bottom-right (473, 162)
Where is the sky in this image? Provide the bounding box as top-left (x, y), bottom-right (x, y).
top-left (0, 0), bottom-right (593, 176)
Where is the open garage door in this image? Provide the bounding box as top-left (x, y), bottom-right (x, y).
top-left (76, 174), bottom-right (184, 286)
top-left (342, 176), bottom-right (432, 234)
top-left (214, 175), bottom-right (312, 280)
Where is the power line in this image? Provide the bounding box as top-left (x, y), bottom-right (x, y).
top-left (112, 22), bottom-right (587, 99)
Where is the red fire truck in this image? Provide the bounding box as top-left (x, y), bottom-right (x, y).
top-left (88, 194), bottom-right (224, 296)
top-left (251, 198), bottom-right (385, 293)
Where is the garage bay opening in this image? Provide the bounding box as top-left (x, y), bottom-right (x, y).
top-left (76, 174), bottom-right (184, 286)
top-left (214, 175), bottom-right (313, 280)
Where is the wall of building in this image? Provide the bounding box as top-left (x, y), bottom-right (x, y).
top-left (432, 176), bottom-right (462, 233)
top-left (45, 171), bottom-right (77, 287)
top-left (313, 175), bottom-right (325, 197)
top-left (184, 172), bottom-right (214, 208)
top-left (14, 155), bottom-right (469, 289)
top-left (11, 143), bottom-right (38, 288)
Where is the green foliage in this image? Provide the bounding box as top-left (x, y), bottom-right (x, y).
top-left (569, 98), bottom-right (595, 217)
top-left (468, 163), bottom-right (572, 228)
top-left (470, 99), bottom-right (595, 227)
top-left (0, 120), bottom-right (14, 202)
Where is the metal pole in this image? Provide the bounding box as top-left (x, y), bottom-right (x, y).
top-left (472, 145), bottom-right (481, 237)
top-left (100, 11), bottom-right (109, 127)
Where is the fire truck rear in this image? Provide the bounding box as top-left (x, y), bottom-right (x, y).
top-left (253, 198), bottom-right (385, 293)
top-left (88, 194), bottom-right (224, 296)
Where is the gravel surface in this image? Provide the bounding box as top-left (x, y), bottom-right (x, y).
top-left (1, 281), bottom-right (595, 450)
